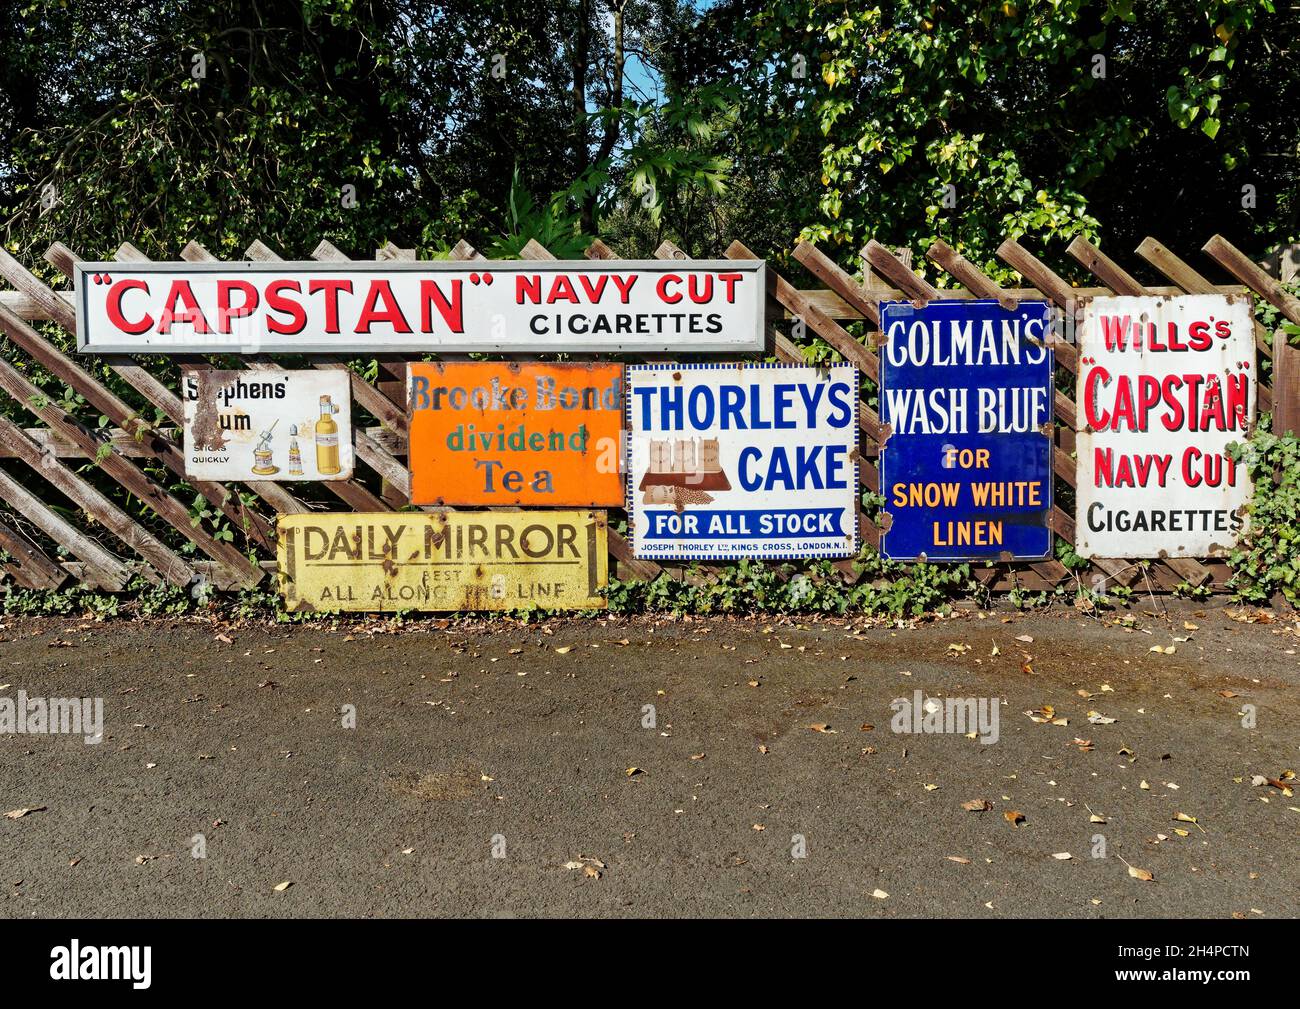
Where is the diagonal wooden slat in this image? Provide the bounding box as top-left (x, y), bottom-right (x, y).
top-left (1135, 237), bottom-right (1272, 363)
top-left (0, 512), bottom-right (69, 589)
top-left (0, 413), bottom-right (189, 586)
top-left (993, 239), bottom-right (1081, 374)
top-left (863, 240), bottom-right (940, 300)
top-left (793, 243), bottom-right (881, 327)
top-left (927, 239), bottom-right (1078, 434)
top-left (38, 242), bottom-right (286, 544)
top-left (0, 304), bottom-right (258, 587)
top-left (1203, 234), bottom-right (1300, 326)
top-left (0, 466), bottom-right (132, 590)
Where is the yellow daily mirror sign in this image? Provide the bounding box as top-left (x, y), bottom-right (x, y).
top-left (277, 511), bottom-right (608, 612)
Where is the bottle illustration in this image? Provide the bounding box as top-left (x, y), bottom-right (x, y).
top-left (315, 395), bottom-right (341, 475)
top-left (287, 425), bottom-right (304, 477)
top-left (250, 420), bottom-right (279, 475)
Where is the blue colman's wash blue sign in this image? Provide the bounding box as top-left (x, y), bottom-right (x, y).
top-left (879, 299), bottom-right (1055, 561)
top-left (626, 363), bottom-right (859, 560)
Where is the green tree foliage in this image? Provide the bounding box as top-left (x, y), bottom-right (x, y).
top-left (0, 0), bottom-right (707, 261)
top-left (672, 0), bottom-right (1296, 272)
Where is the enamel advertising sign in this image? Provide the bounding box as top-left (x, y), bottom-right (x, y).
top-left (276, 511), bottom-right (608, 612)
top-left (73, 260), bottom-right (766, 354)
top-left (626, 363), bottom-right (859, 560)
top-left (1076, 294), bottom-right (1255, 558)
top-left (879, 299), bottom-right (1054, 561)
top-left (407, 362), bottom-right (624, 506)
top-left (182, 369), bottom-right (353, 481)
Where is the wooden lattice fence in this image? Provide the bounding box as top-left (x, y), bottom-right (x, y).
top-left (1, 230), bottom-right (1297, 598)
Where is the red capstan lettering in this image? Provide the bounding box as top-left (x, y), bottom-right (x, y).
top-left (420, 279), bottom-right (464, 333)
top-left (157, 280), bottom-right (209, 334)
top-left (356, 279), bottom-right (412, 333)
top-left (106, 278), bottom-right (153, 335)
top-left (216, 279), bottom-right (259, 334)
top-left (265, 280), bottom-right (306, 335)
top-left (308, 279), bottom-right (353, 333)
top-left (1084, 366), bottom-right (1249, 433)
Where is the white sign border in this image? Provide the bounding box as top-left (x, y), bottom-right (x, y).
top-left (624, 361), bottom-right (860, 561)
top-left (73, 259), bottom-right (767, 355)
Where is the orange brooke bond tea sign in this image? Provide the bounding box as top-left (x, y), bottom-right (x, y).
top-left (407, 362), bottom-right (624, 506)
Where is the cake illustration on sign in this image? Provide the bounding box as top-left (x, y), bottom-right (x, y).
top-left (639, 437), bottom-right (729, 508)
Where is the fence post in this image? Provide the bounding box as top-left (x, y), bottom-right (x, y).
top-left (1272, 328), bottom-right (1300, 438)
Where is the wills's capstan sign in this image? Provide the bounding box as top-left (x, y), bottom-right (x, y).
top-left (73, 260), bottom-right (766, 354)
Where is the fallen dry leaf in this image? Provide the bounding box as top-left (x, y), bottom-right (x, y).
top-left (625, 767), bottom-right (643, 778)
top-left (1127, 865), bottom-right (1155, 882)
top-left (1004, 810), bottom-right (1025, 827)
top-left (1051, 852), bottom-right (1074, 860)
top-left (4, 806), bottom-right (45, 819)
top-left (273, 881), bottom-right (292, 892)
top-left (947, 856), bottom-right (971, 864)
top-left (870, 888), bottom-right (889, 899)
top-left (1025, 704), bottom-right (1068, 726)
top-left (962, 799), bottom-right (992, 812)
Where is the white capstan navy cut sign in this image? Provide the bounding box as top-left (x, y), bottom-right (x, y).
top-left (1076, 293), bottom-right (1255, 558)
top-left (626, 363), bottom-right (859, 560)
top-left (879, 299), bottom-right (1055, 562)
top-left (72, 260), bottom-right (766, 354)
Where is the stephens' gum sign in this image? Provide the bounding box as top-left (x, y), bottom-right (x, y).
top-left (407, 362), bottom-right (624, 506)
top-left (277, 512), bottom-right (608, 612)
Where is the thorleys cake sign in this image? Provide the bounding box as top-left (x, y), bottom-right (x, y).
top-left (1076, 293), bottom-right (1255, 559)
top-left (626, 363), bottom-right (859, 560)
top-left (879, 299), bottom-right (1055, 561)
top-left (181, 369), bottom-right (353, 481)
top-left (407, 362), bottom-right (624, 506)
top-left (73, 260), bottom-right (766, 354)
